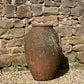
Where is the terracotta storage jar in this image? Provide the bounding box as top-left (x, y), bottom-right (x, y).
top-left (24, 24), bottom-right (61, 81)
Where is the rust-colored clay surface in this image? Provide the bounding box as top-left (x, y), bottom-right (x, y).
top-left (24, 24), bottom-right (61, 81)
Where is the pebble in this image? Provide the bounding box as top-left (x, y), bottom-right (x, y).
top-left (0, 69), bottom-right (84, 84)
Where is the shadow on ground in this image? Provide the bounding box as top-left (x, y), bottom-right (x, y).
top-left (54, 53), bottom-right (69, 79)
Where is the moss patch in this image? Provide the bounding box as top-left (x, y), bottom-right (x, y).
top-left (14, 66), bottom-right (28, 71)
top-left (0, 66), bottom-right (29, 72)
top-left (69, 62), bottom-right (84, 70)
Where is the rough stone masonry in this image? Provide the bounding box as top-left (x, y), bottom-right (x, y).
top-left (0, 0), bottom-right (84, 67)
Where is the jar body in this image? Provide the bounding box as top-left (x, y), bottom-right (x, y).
top-left (24, 25), bottom-right (61, 81)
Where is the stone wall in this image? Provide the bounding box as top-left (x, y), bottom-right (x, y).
top-left (0, 0), bottom-right (84, 67)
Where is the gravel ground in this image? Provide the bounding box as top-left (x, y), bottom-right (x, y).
top-left (0, 69), bottom-right (84, 84)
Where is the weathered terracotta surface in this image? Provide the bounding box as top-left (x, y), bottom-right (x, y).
top-left (24, 24), bottom-right (61, 81)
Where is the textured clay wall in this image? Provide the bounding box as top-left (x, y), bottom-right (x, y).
top-left (0, 0), bottom-right (84, 67)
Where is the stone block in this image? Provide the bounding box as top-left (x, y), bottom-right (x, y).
top-left (54, 1), bottom-right (61, 7)
top-left (43, 7), bottom-right (59, 15)
top-left (78, 0), bottom-right (84, 7)
top-left (0, 0), bottom-right (11, 4)
top-left (12, 47), bottom-right (24, 54)
top-left (8, 39), bottom-right (16, 47)
top-left (58, 15), bottom-right (65, 21)
top-left (14, 19), bottom-right (25, 28)
top-left (60, 19), bottom-right (78, 26)
top-left (42, 16), bottom-right (58, 26)
top-left (12, 53), bottom-right (27, 66)
top-left (45, 1), bottom-right (54, 6)
top-left (73, 44), bottom-right (84, 51)
top-left (30, 0), bottom-right (44, 4)
top-left (61, 37), bottom-right (72, 52)
top-left (6, 0), bottom-right (11, 4)
top-left (0, 18), bottom-right (13, 29)
top-left (69, 36), bottom-right (84, 45)
top-left (0, 48), bottom-right (9, 55)
top-left (0, 39), bottom-right (7, 48)
top-left (0, 54), bottom-right (11, 67)
top-left (0, 4), bottom-right (5, 17)
top-left (79, 7), bottom-right (84, 16)
top-left (1, 28), bottom-right (25, 39)
top-left (71, 7), bottom-right (80, 16)
top-left (54, 26), bottom-right (72, 37)
top-left (45, 0), bottom-right (61, 7)
top-left (62, 44), bottom-right (72, 52)
top-left (59, 8), bottom-right (70, 16)
top-left (65, 52), bottom-right (77, 63)
top-left (31, 4), bottom-right (43, 16)
top-left (16, 38), bottom-right (24, 46)
top-left (78, 52), bottom-right (84, 63)
top-left (79, 16), bottom-right (84, 25)
top-left (61, 37), bottom-right (69, 45)
top-left (62, 0), bottom-right (76, 8)
top-left (0, 29), bottom-right (7, 36)
top-left (0, 0), bottom-right (2, 3)
top-left (74, 27), bottom-right (84, 36)
top-left (32, 17), bottom-right (43, 24)
top-left (5, 4), bottom-right (15, 18)
top-left (15, 0), bottom-right (26, 4)
top-left (17, 6), bottom-right (31, 18)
